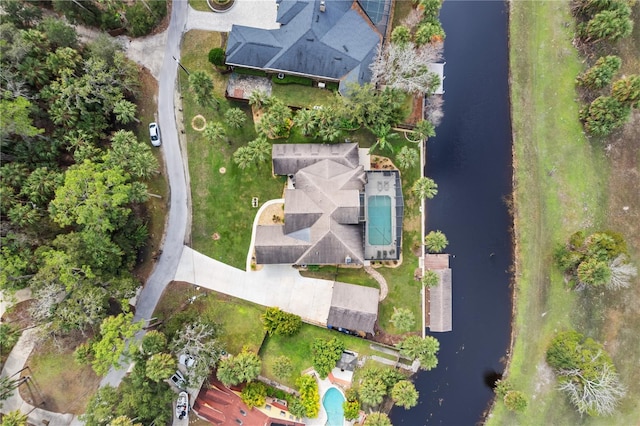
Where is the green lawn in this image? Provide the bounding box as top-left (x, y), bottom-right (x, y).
top-left (271, 83), bottom-right (336, 108)
top-left (23, 338), bottom-right (100, 414)
top-left (196, 291), bottom-right (267, 354)
top-left (259, 323), bottom-right (398, 389)
top-left (188, 0), bottom-right (211, 12)
top-left (487, 1), bottom-right (640, 424)
top-left (377, 139), bottom-right (423, 334)
top-left (180, 31), bottom-right (285, 268)
top-left (300, 266), bottom-right (380, 288)
top-left (154, 282), bottom-right (267, 355)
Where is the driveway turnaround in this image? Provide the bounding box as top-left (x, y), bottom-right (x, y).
top-left (186, 0), bottom-right (279, 32)
top-left (175, 246), bottom-right (334, 325)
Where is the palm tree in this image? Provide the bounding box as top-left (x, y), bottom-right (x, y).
top-left (224, 107), bottom-right (247, 129)
top-left (248, 136), bottom-right (271, 163)
top-left (421, 269), bottom-right (440, 287)
top-left (390, 307), bottom-right (415, 333)
top-left (248, 90), bottom-right (268, 109)
top-left (233, 146), bottom-right (253, 170)
top-left (363, 412), bottom-right (392, 426)
top-left (396, 146), bottom-right (419, 169)
top-left (424, 230), bottom-right (448, 253)
top-left (391, 380), bottom-right (419, 409)
top-left (414, 119), bottom-right (436, 140)
top-left (369, 124), bottom-right (399, 153)
top-left (293, 108), bottom-right (317, 136)
top-left (203, 122), bottom-right (226, 144)
top-left (188, 70), bottom-right (214, 107)
top-left (113, 99), bottom-right (137, 124)
top-left (412, 177), bottom-right (438, 199)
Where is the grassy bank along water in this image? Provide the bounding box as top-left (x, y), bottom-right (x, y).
top-left (489, 1), bottom-right (640, 424)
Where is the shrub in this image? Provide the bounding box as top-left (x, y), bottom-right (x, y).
top-left (261, 307), bottom-right (302, 336)
top-left (415, 21), bottom-right (445, 45)
top-left (576, 55), bottom-right (621, 89)
top-left (612, 75), bottom-right (640, 108)
top-left (296, 375), bottom-right (320, 418)
top-left (241, 381), bottom-right (267, 408)
top-left (580, 95), bottom-right (630, 136)
top-left (391, 26), bottom-right (411, 45)
top-left (580, 4), bottom-right (633, 43)
top-left (208, 48), bottom-right (226, 67)
top-left (343, 399), bottom-right (361, 420)
top-left (504, 390), bottom-right (528, 412)
top-left (312, 337), bottom-right (344, 378)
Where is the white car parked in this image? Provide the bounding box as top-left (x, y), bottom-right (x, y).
top-left (149, 122), bottom-right (161, 147)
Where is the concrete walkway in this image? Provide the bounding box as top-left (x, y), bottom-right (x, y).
top-left (364, 265), bottom-right (389, 301)
top-left (246, 198), bottom-right (285, 272)
top-left (0, 328), bottom-right (81, 425)
top-left (175, 246), bottom-right (334, 326)
top-left (0, 288), bottom-right (32, 319)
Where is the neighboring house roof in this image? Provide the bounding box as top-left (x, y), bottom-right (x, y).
top-left (255, 143), bottom-right (367, 265)
top-left (193, 378), bottom-right (304, 426)
top-left (327, 281), bottom-right (379, 334)
top-left (226, 0), bottom-right (382, 88)
top-left (272, 142), bottom-right (360, 175)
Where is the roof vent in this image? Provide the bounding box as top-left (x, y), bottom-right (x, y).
top-left (319, 0), bottom-right (326, 12)
top-left (345, 256), bottom-right (352, 264)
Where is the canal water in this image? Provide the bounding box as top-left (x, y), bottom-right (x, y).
top-left (391, 1), bottom-right (513, 425)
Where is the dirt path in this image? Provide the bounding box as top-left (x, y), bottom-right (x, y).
top-left (74, 25), bottom-right (167, 80)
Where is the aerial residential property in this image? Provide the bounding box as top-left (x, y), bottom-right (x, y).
top-left (254, 143), bottom-right (403, 266)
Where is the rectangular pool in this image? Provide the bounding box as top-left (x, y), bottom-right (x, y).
top-left (367, 195), bottom-right (392, 245)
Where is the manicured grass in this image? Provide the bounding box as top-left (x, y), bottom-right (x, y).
top-left (196, 291), bottom-right (267, 354)
top-left (154, 282), bottom-right (267, 355)
top-left (271, 84), bottom-right (336, 108)
top-left (300, 266), bottom-right (379, 288)
top-left (189, 0), bottom-right (212, 12)
top-left (489, 1), bottom-right (640, 424)
top-left (377, 140), bottom-right (422, 334)
top-left (180, 31), bottom-right (285, 268)
top-left (22, 338), bottom-right (100, 414)
top-left (259, 323), bottom-right (398, 389)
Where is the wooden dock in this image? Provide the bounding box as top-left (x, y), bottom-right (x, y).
top-left (424, 254), bottom-right (452, 332)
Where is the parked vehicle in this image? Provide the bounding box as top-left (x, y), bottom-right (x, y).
top-left (170, 370), bottom-right (186, 389)
top-left (176, 391), bottom-right (189, 420)
top-left (149, 122), bottom-right (161, 146)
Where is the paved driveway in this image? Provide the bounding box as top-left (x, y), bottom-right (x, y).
top-left (175, 246), bottom-right (334, 325)
top-left (186, 0), bottom-right (279, 32)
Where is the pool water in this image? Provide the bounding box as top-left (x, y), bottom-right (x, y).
top-left (322, 387), bottom-right (345, 426)
top-left (367, 195), bottom-right (392, 245)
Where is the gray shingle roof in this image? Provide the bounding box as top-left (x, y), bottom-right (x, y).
top-left (327, 282), bottom-right (379, 334)
top-left (272, 143), bottom-right (360, 175)
top-left (254, 226), bottom-right (311, 264)
top-left (254, 143), bottom-right (368, 265)
top-left (226, 0), bottom-right (382, 85)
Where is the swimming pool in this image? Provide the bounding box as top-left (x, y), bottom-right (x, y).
top-left (322, 387), bottom-right (345, 426)
top-left (367, 195), bottom-right (392, 246)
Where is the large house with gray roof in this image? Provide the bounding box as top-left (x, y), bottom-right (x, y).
top-left (254, 143), bottom-right (403, 266)
top-left (225, 0), bottom-right (390, 93)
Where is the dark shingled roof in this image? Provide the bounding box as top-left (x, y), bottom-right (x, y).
top-left (226, 0), bottom-right (382, 88)
top-left (327, 282), bottom-right (379, 334)
top-left (254, 143), bottom-right (367, 265)
top-left (272, 143), bottom-right (360, 176)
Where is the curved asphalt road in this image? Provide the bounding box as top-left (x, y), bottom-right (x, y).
top-left (101, 0), bottom-right (189, 388)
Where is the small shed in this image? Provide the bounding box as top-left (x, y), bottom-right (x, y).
top-left (327, 282), bottom-right (379, 335)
